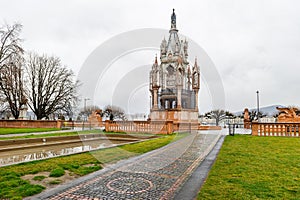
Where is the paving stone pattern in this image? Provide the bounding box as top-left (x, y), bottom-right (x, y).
top-left (44, 132), bottom-right (220, 200)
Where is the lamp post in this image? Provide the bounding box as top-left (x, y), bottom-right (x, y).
top-left (256, 91), bottom-right (260, 122)
top-left (84, 98), bottom-right (90, 121)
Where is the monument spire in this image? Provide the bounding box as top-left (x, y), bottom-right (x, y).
top-left (171, 8), bottom-right (177, 30)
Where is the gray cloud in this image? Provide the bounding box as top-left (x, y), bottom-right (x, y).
top-left (1, 0), bottom-right (300, 113)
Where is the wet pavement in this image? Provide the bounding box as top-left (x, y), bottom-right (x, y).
top-left (174, 135), bottom-right (225, 200)
top-left (31, 131), bottom-right (224, 200)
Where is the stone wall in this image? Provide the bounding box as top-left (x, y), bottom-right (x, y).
top-left (0, 120), bottom-right (62, 129)
top-left (198, 125), bottom-right (222, 130)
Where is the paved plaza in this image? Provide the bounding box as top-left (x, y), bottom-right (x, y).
top-left (31, 131), bottom-right (224, 200)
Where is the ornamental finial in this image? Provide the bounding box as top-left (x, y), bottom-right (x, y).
top-left (171, 9), bottom-right (176, 29)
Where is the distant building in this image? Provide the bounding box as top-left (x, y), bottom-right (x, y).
top-left (149, 9), bottom-right (200, 123)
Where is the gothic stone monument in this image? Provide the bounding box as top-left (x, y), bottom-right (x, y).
top-left (149, 9), bottom-right (200, 124)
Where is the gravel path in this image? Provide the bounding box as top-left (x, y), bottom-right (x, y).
top-left (31, 132), bottom-right (222, 200)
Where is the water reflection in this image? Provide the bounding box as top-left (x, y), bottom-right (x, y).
top-left (0, 140), bottom-right (126, 167)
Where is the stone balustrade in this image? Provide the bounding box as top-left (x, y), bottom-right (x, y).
top-left (105, 120), bottom-right (173, 134)
top-left (105, 120), bottom-right (200, 134)
top-left (252, 122), bottom-right (300, 137)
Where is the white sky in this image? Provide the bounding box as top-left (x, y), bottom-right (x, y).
top-left (1, 0), bottom-right (300, 114)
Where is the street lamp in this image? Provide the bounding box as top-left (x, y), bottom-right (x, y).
top-left (84, 98), bottom-right (90, 121)
top-left (256, 91), bottom-right (260, 122)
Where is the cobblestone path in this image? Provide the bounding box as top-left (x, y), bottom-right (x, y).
top-left (35, 132), bottom-right (221, 200)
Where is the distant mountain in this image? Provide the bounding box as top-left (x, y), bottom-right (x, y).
top-left (234, 105), bottom-right (285, 117)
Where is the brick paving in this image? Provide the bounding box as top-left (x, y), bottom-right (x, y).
top-left (32, 132), bottom-right (221, 200)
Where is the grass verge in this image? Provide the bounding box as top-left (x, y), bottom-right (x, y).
top-left (33, 176), bottom-right (46, 181)
top-left (0, 129), bottom-right (104, 140)
top-left (0, 132), bottom-right (186, 199)
top-left (0, 128), bottom-right (60, 135)
top-left (49, 168), bottom-right (65, 177)
top-left (198, 135), bottom-right (300, 199)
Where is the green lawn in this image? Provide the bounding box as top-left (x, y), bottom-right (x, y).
top-left (0, 132), bottom-right (186, 199)
top-left (0, 128), bottom-right (60, 135)
top-left (0, 129), bottom-right (104, 140)
top-left (198, 135), bottom-right (300, 199)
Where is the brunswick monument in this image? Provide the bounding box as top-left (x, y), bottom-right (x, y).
top-left (149, 9), bottom-right (200, 124)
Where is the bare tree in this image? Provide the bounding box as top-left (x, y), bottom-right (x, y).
top-left (51, 98), bottom-right (78, 120)
top-left (205, 109), bottom-right (234, 126)
top-left (242, 110), bottom-right (267, 121)
top-left (0, 94), bottom-right (10, 118)
top-left (103, 105), bottom-right (126, 121)
top-left (78, 105), bottom-right (101, 120)
top-left (25, 53), bottom-right (79, 120)
top-left (0, 58), bottom-right (26, 119)
top-left (61, 98), bottom-right (78, 120)
top-left (0, 23), bottom-right (23, 69)
top-left (0, 23), bottom-right (25, 119)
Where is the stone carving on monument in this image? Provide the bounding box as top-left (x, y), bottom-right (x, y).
top-left (149, 9), bottom-right (200, 124)
top-left (276, 107), bottom-right (300, 123)
top-left (243, 108), bottom-right (251, 129)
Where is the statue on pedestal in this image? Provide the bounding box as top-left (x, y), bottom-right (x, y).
top-left (19, 96), bottom-right (28, 120)
top-left (244, 108), bottom-right (251, 129)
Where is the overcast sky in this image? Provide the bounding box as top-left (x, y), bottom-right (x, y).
top-left (1, 0), bottom-right (300, 114)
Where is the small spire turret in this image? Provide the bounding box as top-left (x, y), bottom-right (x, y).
top-left (193, 57), bottom-right (199, 72)
top-left (192, 57), bottom-right (200, 90)
top-left (160, 37), bottom-right (167, 56)
top-left (184, 39), bottom-right (188, 57)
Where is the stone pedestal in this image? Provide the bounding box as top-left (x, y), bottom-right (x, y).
top-left (88, 110), bottom-right (103, 127)
top-left (244, 119), bottom-right (251, 129)
top-left (150, 109), bottom-right (198, 123)
top-left (19, 104), bottom-right (28, 120)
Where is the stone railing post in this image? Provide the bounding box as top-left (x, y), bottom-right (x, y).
top-left (105, 120), bottom-right (110, 132)
top-left (252, 122), bottom-right (258, 136)
top-left (57, 120), bottom-right (62, 129)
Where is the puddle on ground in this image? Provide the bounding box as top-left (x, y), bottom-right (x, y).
top-left (0, 139), bottom-right (131, 166)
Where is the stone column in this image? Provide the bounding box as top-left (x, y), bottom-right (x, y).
top-left (153, 87), bottom-right (159, 110)
top-left (177, 86), bottom-right (182, 109)
top-left (194, 90), bottom-right (199, 111)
